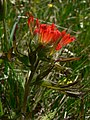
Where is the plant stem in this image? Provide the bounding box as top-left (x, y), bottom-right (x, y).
top-left (21, 59), bottom-right (39, 119)
top-left (80, 96), bottom-right (84, 120)
top-left (22, 70), bottom-right (35, 114)
top-left (3, 18), bottom-right (9, 51)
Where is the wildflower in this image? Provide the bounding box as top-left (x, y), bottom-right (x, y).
top-left (48, 3), bottom-right (53, 8)
top-left (28, 16), bottom-right (75, 50)
top-left (34, 24), bottom-right (75, 50)
top-left (34, 24), bottom-right (61, 44)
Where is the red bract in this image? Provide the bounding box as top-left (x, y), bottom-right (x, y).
top-left (28, 16), bottom-right (34, 27)
top-left (56, 31), bottom-right (75, 50)
top-left (28, 16), bottom-right (75, 50)
top-left (35, 24), bottom-right (61, 44)
top-left (36, 19), bottom-right (40, 27)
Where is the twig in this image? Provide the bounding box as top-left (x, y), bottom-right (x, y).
top-left (55, 57), bottom-right (81, 62)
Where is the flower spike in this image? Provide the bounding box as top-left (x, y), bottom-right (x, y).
top-left (28, 16), bottom-right (75, 51)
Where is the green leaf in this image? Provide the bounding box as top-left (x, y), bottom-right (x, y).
top-left (29, 51), bottom-right (36, 65)
top-left (0, 0), bottom-right (7, 21)
top-left (17, 54), bottom-right (30, 66)
top-left (0, 99), bottom-right (3, 116)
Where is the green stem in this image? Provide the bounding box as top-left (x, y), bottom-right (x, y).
top-left (22, 70), bottom-right (35, 114)
top-left (80, 96), bottom-right (84, 120)
top-left (21, 59), bottom-right (39, 119)
top-left (3, 18), bottom-right (9, 51)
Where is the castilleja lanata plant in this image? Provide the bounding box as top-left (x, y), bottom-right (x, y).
top-left (20, 15), bottom-right (78, 119)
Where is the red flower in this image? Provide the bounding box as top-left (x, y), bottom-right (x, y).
top-left (28, 16), bottom-right (75, 50)
top-left (56, 31), bottom-right (75, 50)
top-left (34, 24), bottom-right (62, 44)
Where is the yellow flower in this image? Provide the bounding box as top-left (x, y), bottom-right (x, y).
top-left (48, 4), bottom-right (53, 8)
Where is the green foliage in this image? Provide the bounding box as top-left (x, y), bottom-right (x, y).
top-left (0, 99), bottom-right (4, 116)
top-left (0, 0), bottom-right (90, 120)
top-left (0, 0), bottom-right (7, 21)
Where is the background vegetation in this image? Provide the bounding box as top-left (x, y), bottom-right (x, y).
top-left (0, 0), bottom-right (90, 120)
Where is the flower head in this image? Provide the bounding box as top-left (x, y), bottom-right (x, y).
top-left (34, 23), bottom-right (61, 44)
top-left (28, 16), bottom-right (75, 50)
